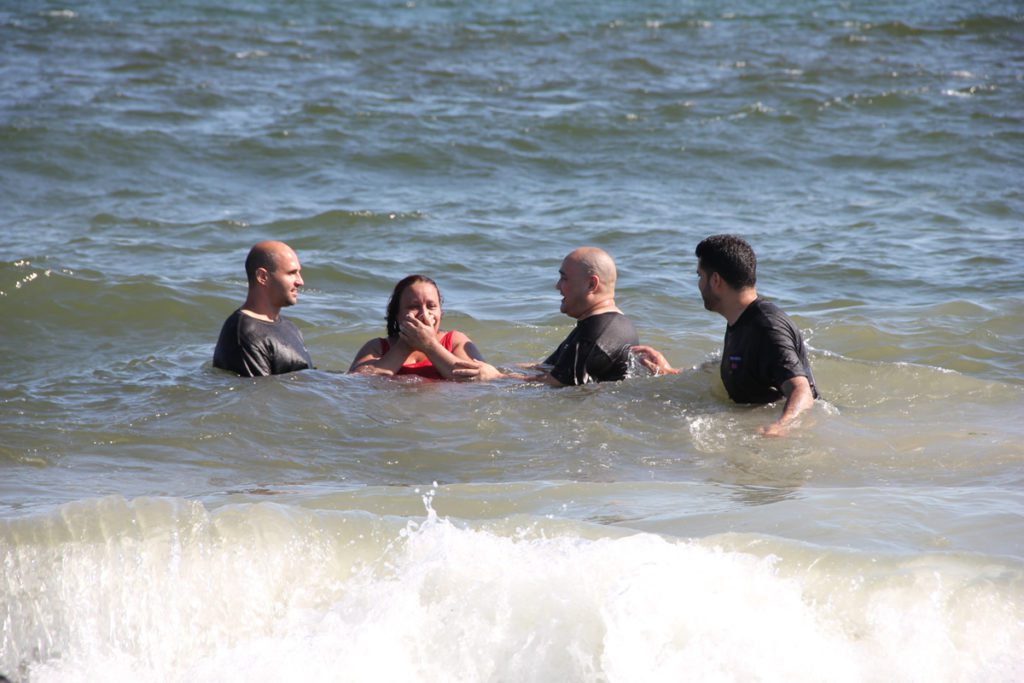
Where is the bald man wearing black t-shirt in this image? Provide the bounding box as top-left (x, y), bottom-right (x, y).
top-left (213, 240), bottom-right (313, 377)
top-left (451, 247), bottom-right (638, 385)
top-left (633, 235), bottom-right (817, 436)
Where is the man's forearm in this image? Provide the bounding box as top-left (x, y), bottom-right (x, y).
top-left (761, 376), bottom-right (814, 437)
top-left (777, 376), bottom-right (814, 425)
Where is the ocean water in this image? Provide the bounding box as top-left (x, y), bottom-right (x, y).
top-left (2, 0), bottom-right (1023, 680)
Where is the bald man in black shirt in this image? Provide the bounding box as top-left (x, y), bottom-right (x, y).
top-left (213, 240), bottom-right (313, 377)
top-left (451, 247), bottom-right (638, 384)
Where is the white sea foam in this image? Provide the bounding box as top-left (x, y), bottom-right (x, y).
top-left (3, 497), bottom-right (1021, 682)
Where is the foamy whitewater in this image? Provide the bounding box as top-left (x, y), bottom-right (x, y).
top-left (2, 0), bottom-right (1023, 680)
top-left (6, 494), bottom-right (1022, 682)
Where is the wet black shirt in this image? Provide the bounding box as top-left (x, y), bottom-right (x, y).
top-left (721, 298), bottom-right (817, 404)
top-left (213, 309), bottom-right (313, 377)
top-left (544, 311), bottom-right (639, 385)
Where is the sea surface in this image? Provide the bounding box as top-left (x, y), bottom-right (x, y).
top-left (2, 0), bottom-right (1023, 680)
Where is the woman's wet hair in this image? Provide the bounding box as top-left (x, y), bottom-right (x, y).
top-left (386, 274), bottom-right (440, 337)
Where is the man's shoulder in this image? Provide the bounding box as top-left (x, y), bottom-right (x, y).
top-left (580, 310), bottom-right (634, 331)
top-left (579, 311), bottom-right (638, 348)
top-left (747, 298), bottom-right (795, 328)
top-left (236, 309), bottom-right (277, 325)
top-left (597, 310), bottom-right (637, 336)
top-left (215, 309), bottom-right (243, 346)
top-left (213, 309), bottom-right (251, 373)
top-left (236, 311), bottom-right (298, 335)
top-left (219, 307), bottom-right (243, 326)
top-left (741, 299), bottom-right (806, 353)
top-left (230, 311), bottom-right (262, 339)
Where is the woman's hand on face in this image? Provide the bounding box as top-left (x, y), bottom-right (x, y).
top-left (399, 312), bottom-right (437, 351)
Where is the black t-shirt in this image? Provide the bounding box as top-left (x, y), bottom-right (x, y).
top-left (213, 309), bottom-right (313, 377)
top-left (721, 298), bottom-right (817, 404)
top-left (544, 311), bottom-right (639, 385)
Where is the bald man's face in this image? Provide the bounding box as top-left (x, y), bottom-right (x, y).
top-left (556, 255), bottom-right (593, 319)
top-left (264, 248), bottom-right (304, 308)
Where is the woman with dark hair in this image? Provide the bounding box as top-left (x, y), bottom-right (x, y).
top-left (348, 274), bottom-right (500, 380)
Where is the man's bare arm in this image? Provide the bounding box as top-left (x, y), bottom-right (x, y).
top-left (630, 345), bottom-right (681, 375)
top-left (760, 375), bottom-right (814, 437)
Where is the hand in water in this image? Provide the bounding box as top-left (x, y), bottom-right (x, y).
top-left (758, 421), bottom-right (790, 438)
top-left (630, 345), bottom-right (678, 375)
top-left (451, 359), bottom-right (504, 382)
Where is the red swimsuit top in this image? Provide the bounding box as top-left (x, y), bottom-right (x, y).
top-left (379, 330), bottom-right (456, 380)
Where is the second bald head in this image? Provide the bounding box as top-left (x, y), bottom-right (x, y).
top-left (566, 246), bottom-right (617, 293)
top-left (556, 246), bottom-right (620, 320)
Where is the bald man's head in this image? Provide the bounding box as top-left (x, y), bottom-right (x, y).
top-left (557, 246), bottom-right (621, 320)
top-left (245, 240), bottom-right (295, 286)
top-left (566, 247), bottom-right (617, 293)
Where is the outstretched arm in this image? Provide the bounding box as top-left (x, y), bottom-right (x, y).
top-left (449, 353), bottom-right (564, 384)
top-left (759, 375), bottom-right (814, 437)
top-left (630, 345), bottom-right (681, 375)
top-left (439, 332), bottom-right (505, 381)
top-left (450, 359), bottom-right (518, 382)
top-left (449, 340), bottom-right (551, 382)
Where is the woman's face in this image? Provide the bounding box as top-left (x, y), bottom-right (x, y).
top-left (399, 281), bottom-right (442, 331)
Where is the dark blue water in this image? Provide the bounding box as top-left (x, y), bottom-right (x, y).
top-left (2, 1), bottom-right (1023, 680)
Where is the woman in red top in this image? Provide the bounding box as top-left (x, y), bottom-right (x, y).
top-left (348, 274), bottom-right (500, 380)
